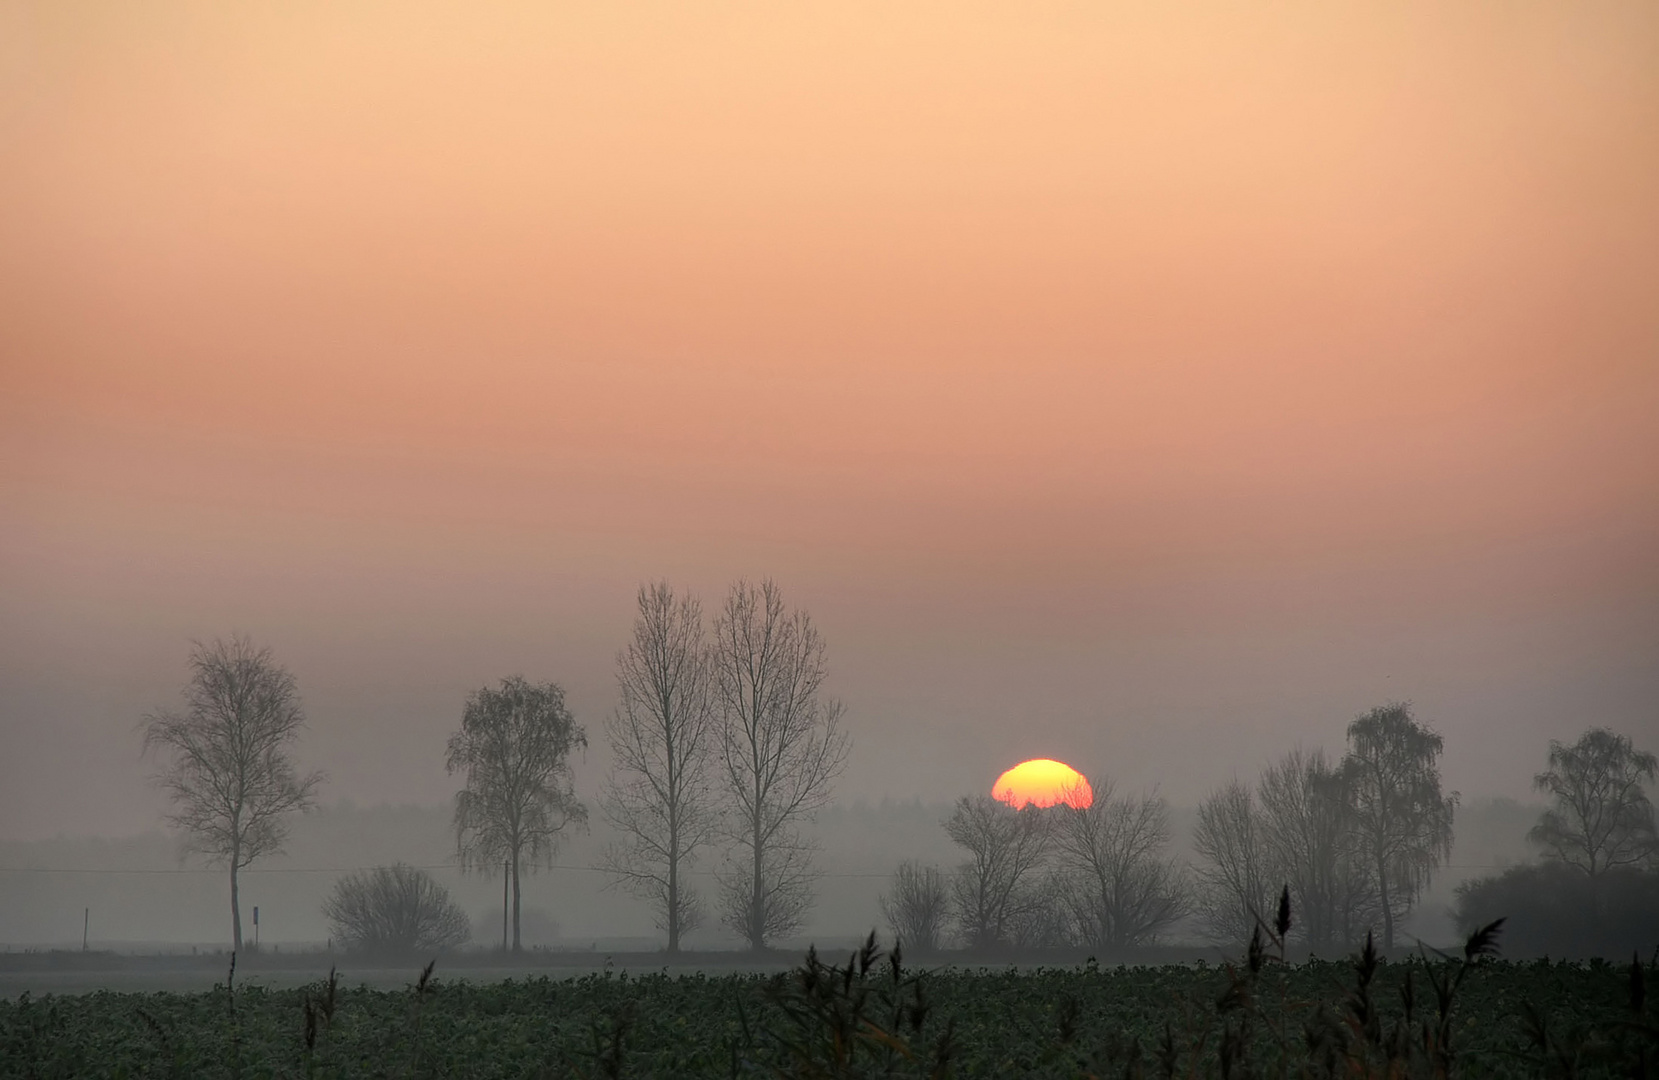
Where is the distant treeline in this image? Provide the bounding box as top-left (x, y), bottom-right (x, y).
top-left (112, 582), bottom-right (1659, 963)
top-left (881, 717), bottom-right (1657, 962)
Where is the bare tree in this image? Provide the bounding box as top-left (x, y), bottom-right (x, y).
top-left (447, 676), bottom-right (588, 952)
top-left (944, 795), bottom-right (1052, 950)
top-left (710, 579), bottom-right (850, 948)
top-left (1051, 781), bottom-right (1187, 951)
top-left (1342, 703), bottom-right (1457, 953)
top-left (1530, 727), bottom-right (1658, 876)
top-left (600, 582), bottom-right (718, 952)
top-left (1192, 780), bottom-right (1280, 944)
top-left (1257, 747), bottom-right (1375, 952)
top-left (878, 861), bottom-right (951, 954)
top-left (1007, 872), bottom-right (1073, 949)
top-left (141, 635), bottom-right (323, 952)
top-left (323, 863), bottom-right (470, 955)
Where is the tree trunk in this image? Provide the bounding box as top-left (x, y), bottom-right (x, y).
top-left (1377, 857), bottom-right (1393, 955)
top-left (667, 849), bottom-right (680, 954)
top-left (511, 850), bottom-right (522, 952)
top-left (230, 860), bottom-right (243, 953)
top-left (666, 744), bottom-right (682, 955)
top-left (750, 816), bottom-right (765, 950)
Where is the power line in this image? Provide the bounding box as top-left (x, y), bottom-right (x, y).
top-left (0, 863), bottom-right (899, 879)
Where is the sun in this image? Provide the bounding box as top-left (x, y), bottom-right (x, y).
top-left (992, 759), bottom-right (1092, 809)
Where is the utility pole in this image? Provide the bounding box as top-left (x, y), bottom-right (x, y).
top-left (502, 859), bottom-right (509, 953)
top-left (82, 908), bottom-right (89, 951)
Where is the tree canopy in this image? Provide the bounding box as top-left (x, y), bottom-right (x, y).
top-left (1343, 703), bottom-right (1456, 953)
top-left (447, 675), bottom-right (587, 951)
top-left (1531, 727), bottom-right (1657, 876)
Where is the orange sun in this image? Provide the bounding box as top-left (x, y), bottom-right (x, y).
top-left (992, 759), bottom-right (1093, 809)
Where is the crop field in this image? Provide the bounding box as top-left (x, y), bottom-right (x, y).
top-left (1, 937), bottom-right (1654, 1078)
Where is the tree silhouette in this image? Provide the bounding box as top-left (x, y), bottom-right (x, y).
top-left (447, 676), bottom-right (587, 951)
top-left (1342, 703), bottom-right (1456, 953)
top-left (711, 580), bottom-right (849, 949)
top-left (1531, 727), bottom-right (1657, 877)
top-left (1051, 780), bottom-right (1187, 950)
top-left (601, 582), bottom-right (719, 952)
top-left (141, 635), bottom-right (323, 952)
top-left (944, 795), bottom-right (1052, 950)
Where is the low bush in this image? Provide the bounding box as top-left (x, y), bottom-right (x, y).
top-left (321, 862), bottom-right (470, 956)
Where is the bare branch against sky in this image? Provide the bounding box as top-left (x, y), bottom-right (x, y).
top-left (711, 579), bottom-right (850, 948)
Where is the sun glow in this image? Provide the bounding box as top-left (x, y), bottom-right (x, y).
top-left (992, 759), bottom-right (1092, 809)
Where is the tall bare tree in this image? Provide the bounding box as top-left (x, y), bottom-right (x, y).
top-left (1342, 703), bottom-right (1457, 953)
top-left (1051, 780), bottom-right (1187, 951)
top-left (600, 582), bottom-right (718, 952)
top-left (878, 861), bottom-right (951, 954)
top-left (447, 676), bottom-right (587, 951)
top-left (1257, 747), bottom-right (1375, 952)
top-left (944, 795), bottom-right (1052, 950)
top-left (141, 635), bottom-right (323, 952)
top-left (1530, 727), bottom-right (1658, 876)
top-left (711, 579), bottom-right (849, 948)
top-left (1192, 780), bottom-right (1279, 944)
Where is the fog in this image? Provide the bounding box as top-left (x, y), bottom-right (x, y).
top-left (0, 797), bottom-right (1543, 953)
top-left (2, 1), bottom-right (1658, 967)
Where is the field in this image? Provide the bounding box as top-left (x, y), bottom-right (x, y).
top-left (2, 938), bottom-right (1654, 1078)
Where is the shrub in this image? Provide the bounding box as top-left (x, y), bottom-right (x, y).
top-left (877, 861), bottom-right (950, 953)
top-left (323, 863), bottom-right (471, 955)
top-left (1455, 861), bottom-right (1659, 959)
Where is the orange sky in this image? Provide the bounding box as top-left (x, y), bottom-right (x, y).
top-left (2, 1), bottom-right (1657, 838)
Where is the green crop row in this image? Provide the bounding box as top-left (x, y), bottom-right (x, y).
top-left (2, 934), bottom-right (1654, 1078)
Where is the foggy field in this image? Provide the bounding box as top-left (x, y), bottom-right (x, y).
top-left (0, 949), bottom-right (808, 999)
top-left (3, 942), bottom-right (1653, 1078)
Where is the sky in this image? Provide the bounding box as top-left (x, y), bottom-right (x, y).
top-left (3, 1), bottom-right (1657, 842)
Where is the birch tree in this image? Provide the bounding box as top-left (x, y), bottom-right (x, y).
top-left (1531, 727), bottom-right (1658, 876)
top-left (447, 676), bottom-right (587, 951)
top-left (1342, 704), bottom-right (1456, 953)
top-left (141, 635), bottom-right (323, 952)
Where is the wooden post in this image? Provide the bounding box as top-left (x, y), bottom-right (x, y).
top-left (502, 860), bottom-right (509, 953)
top-left (82, 908), bottom-right (89, 951)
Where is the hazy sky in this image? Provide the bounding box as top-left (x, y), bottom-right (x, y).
top-left (3, 1), bottom-right (1656, 842)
